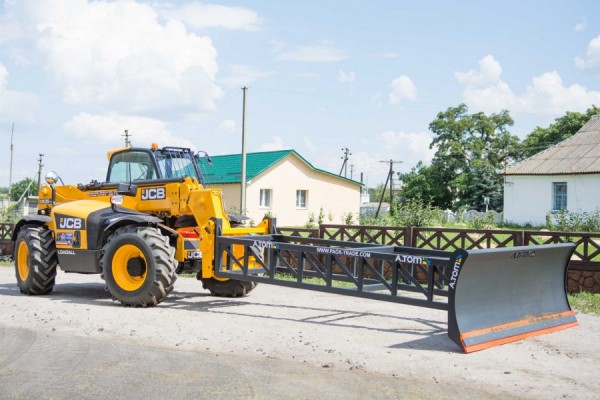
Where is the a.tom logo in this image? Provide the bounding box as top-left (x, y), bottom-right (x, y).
top-left (55, 214), bottom-right (85, 230)
top-left (449, 255), bottom-right (463, 290)
top-left (513, 250), bottom-right (536, 259)
top-left (141, 187), bottom-right (166, 200)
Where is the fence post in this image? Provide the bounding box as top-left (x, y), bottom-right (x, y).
top-left (404, 227), bottom-right (413, 247)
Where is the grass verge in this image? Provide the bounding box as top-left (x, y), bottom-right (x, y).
top-left (569, 292), bottom-right (600, 316)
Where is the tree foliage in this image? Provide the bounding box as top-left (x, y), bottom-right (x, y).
top-left (10, 178), bottom-right (38, 201)
top-left (522, 105), bottom-right (600, 158)
top-left (399, 104), bottom-right (522, 212)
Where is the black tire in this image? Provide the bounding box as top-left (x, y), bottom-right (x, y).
top-left (201, 278), bottom-right (257, 297)
top-left (100, 225), bottom-right (177, 307)
top-left (14, 226), bottom-right (58, 295)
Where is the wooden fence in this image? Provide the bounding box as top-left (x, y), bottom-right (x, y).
top-left (3, 222), bottom-right (599, 292)
top-left (0, 223), bottom-right (13, 256)
top-left (315, 224), bottom-right (600, 293)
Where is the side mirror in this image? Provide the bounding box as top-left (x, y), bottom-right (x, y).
top-left (45, 171), bottom-right (61, 185)
top-left (117, 182), bottom-right (138, 197)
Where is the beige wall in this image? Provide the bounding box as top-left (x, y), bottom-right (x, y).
top-left (209, 155), bottom-right (361, 227)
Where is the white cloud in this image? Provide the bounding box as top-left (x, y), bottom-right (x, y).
top-left (575, 35), bottom-right (600, 70)
top-left (220, 64), bottom-right (275, 88)
top-left (0, 63), bottom-right (38, 122)
top-left (389, 75), bottom-right (417, 104)
top-left (378, 131), bottom-right (436, 165)
top-left (64, 112), bottom-right (195, 149)
top-left (260, 136), bottom-right (284, 151)
top-left (455, 55), bottom-right (502, 86)
top-left (337, 70), bottom-right (355, 83)
top-left (159, 2), bottom-right (262, 31)
top-left (575, 17), bottom-right (587, 32)
top-left (277, 42), bottom-right (347, 62)
top-left (218, 119), bottom-right (237, 133)
top-left (457, 56), bottom-right (600, 115)
top-left (6, 0), bottom-right (222, 114)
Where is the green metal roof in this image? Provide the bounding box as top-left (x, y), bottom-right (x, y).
top-left (198, 149), bottom-right (362, 186)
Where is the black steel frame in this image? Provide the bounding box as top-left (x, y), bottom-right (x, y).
top-left (212, 219), bottom-right (460, 311)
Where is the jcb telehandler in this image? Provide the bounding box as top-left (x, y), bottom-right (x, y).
top-left (13, 144), bottom-right (267, 307)
top-left (11, 144), bottom-right (578, 353)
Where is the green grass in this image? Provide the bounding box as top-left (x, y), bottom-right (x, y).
top-left (569, 292), bottom-right (600, 316)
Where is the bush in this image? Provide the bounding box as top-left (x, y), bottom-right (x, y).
top-left (304, 212), bottom-right (317, 229)
top-left (467, 212), bottom-right (496, 230)
top-left (394, 198), bottom-right (442, 227)
top-left (546, 209), bottom-right (600, 232)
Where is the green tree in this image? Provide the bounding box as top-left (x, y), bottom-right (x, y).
top-left (10, 178), bottom-right (38, 201)
top-left (522, 105), bottom-right (600, 158)
top-left (401, 104), bottom-right (521, 211)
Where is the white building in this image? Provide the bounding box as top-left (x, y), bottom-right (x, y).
top-left (199, 150), bottom-right (362, 227)
top-left (503, 115), bottom-right (600, 226)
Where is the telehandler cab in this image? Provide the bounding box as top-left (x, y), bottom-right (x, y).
top-left (11, 144), bottom-right (578, 353)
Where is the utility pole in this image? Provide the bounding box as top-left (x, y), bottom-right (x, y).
top-left (36, 153), bottom-right (44, 192)
top-left (122, 129), bottom-right (132, 147)
top-left (350, 164), bottom-right (355, 180)
top-left (375, 159), bottom-right (402, 218)
top-left (8, 123), bottom-right (14, 200)
top-left (339, 147), bottom-right (351, 177)
top-left (240, 86), bottom-right (248, 213)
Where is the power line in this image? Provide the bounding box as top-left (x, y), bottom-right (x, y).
top-left (339, 147), bottom-right (351, 177)
top-left (375, 159), bottom-right (403, 218)
top-left (122, 129), bottom-right (132, 147)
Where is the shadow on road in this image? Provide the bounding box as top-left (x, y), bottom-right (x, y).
top-left (0, 278), bottom-right (453, 352)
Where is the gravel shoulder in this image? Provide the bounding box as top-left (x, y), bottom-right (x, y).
top-left (1, 266), bottom-right (599, 399)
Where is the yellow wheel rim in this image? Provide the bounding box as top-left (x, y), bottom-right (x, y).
top-left (17, 241), bottom-right (30, 281)
top-left (112, 244), bottom-right (147, 291)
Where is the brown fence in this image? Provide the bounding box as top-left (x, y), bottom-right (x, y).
top-left (3, 221), bottom-right (599, 292)
top-left (314, 224), bottom-right (600, 293)
top-left (0, 223), bottom-right (13, 257)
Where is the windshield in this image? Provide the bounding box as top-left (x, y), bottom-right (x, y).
top-left (107, 151), bottom-right (158, 183)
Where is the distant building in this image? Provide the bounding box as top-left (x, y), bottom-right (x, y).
top-left (503, 115), bottom-right (600, 226)
top-left (199, 150), bottom-right (362, 226)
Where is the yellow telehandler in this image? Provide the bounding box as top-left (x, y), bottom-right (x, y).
top-left (11, 144), bottom-right (578, 353)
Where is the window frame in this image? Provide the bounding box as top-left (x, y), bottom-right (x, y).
top-left (259, 188), bottom-right (272, 209)
top-left (296, 189), bottom-right (308, 209)
top-left (552, 182), bottom-right (567, 211)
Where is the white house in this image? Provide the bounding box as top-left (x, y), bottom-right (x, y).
top-left (199, 150), bottom-right (363, 227)
top-left (503, 115), bottom-right (600, 226)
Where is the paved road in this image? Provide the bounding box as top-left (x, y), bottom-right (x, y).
top-left (0, 325), bottom-right (493, 400)
top-left (1, 266), bottom-right (598, 399)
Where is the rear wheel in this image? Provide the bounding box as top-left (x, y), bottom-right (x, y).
top-left (201, 278), bottom-right (256, 297)
top-left (101, 225), bottom-right (177, 307)
top-left (14, 226), bottom-right (58, 295)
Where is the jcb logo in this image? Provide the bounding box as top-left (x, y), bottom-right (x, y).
top-left (141, 188), bottom-right (166, 200)
top-left (58, 217), bottom-right (84, 230)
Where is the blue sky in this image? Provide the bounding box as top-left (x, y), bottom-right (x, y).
top-left (1, 0), bottom-right (599, 188)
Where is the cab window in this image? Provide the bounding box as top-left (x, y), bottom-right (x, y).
top-left (107, 151), bottom-right (158, 183)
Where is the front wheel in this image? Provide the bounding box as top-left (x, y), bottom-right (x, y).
top-left (201, 278), bottom-right (257, 297)
top-left (100, 225), bottom-right (177, 307)
top-left (14, 226), bottom-right (58, 295)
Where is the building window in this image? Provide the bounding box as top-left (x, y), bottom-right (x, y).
top-left (260, 189), bottom-right (272, 208)
top-left (552, 182), bottom-right (567, 210)
top-left (296, 190), bottom-right (308, 208)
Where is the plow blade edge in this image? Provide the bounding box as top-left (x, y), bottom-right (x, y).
top-left (447, 243), bottom-right (578, 353)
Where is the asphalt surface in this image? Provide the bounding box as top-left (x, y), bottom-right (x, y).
top-left (1, 265), bottom-right (598, 399)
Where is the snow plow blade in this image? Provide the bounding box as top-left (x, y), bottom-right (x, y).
top-left (448, 243), bottom-right (578, 353)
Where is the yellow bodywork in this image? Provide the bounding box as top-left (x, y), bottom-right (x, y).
top-left (38, 175), bottom-right (269, 280)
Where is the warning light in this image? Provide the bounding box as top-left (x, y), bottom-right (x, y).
top-left (151, 142), bottom-right (159, 150)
